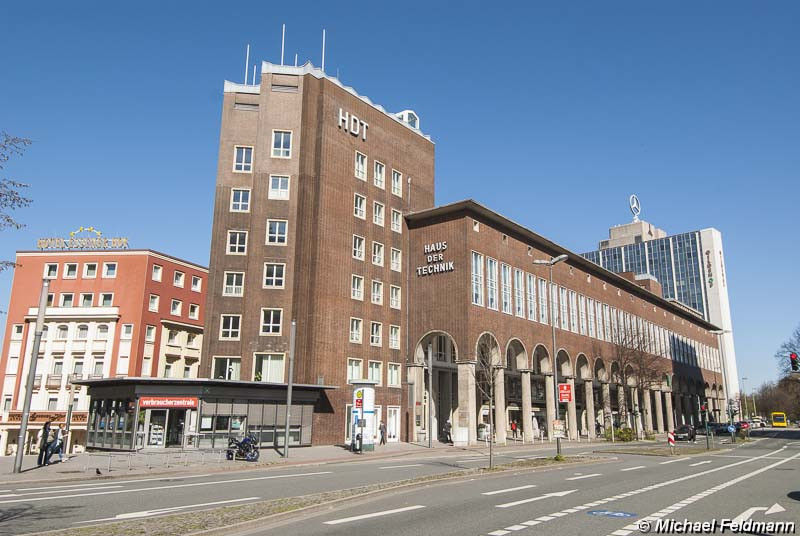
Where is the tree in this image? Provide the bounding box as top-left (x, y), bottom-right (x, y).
top-left (473, 335), bottom-right (501, 469)
top-left (1, 131), bottom-right (33, 271)
top-left (774, 323), bottom-right (800, 377)
top-left (752, 378), bottom-right (800, 423)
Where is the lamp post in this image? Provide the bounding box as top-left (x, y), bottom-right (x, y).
top-left (740, 377), bottom-right (748, 420)
top-left (710, 329), bottom-right (732, 423)
top-left (533, 254), bottom-right (568, 454)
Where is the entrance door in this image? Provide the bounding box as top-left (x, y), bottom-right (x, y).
top-left (148, 410), bottom-right (166, 447)
top-left (166, 409), bottom-right (186, 447)
top-left (387, 407), bottom-right (400, 442)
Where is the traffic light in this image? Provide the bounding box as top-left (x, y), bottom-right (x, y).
top-left (700, 402), bottom-right (707, 412)
top-left (791, 352), bottom-right (800, 373)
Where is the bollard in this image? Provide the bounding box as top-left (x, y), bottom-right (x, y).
top-left (107, 455), bottom-right (112, 473)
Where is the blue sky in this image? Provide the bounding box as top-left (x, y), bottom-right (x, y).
top-left (2, 2), bottom-right (798, 390)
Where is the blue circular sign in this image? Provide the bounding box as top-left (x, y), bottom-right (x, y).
top-left (727, 425), bottom-right (736, 433)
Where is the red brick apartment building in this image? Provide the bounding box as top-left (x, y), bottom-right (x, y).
top-left (0, 250), bottom-right (207, 455)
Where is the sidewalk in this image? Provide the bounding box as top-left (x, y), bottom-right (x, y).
top-left (0, 434), bottom-right (667, 486)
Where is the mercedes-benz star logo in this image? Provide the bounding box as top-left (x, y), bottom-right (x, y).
top-left (629, 194), bottom-right (641, 221)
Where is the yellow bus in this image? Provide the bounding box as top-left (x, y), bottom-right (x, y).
top-left (771, 412), bottom-right (787, 427)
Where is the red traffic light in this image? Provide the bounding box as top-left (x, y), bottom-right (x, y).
top-left (791, 352), bottom-right (800, 372)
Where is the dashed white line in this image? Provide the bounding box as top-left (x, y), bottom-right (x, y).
top-left (620, 465), bottom-right (646, 472)
top-left (658, 457), bottom-right (687, 464)
top-left (482, 484), bottom-right (537, 496)
top-left (689, 460), bottom-right (712, 467)
top-left (324, 505), bottom-right (425, 525)
top-left (565, 473), bottom-right (601, 480)
top-left (379, 464), bottom-right (423, 469)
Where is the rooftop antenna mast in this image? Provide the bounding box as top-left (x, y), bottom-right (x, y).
top-left (244, 43), bottom-right (250, 84)
top-left (253, 64), bottom-right (257, 86)
top-left (321, 28), bottom-right (326, 72)
top-left (294, 53), bottom-right (298, 67)
top-left (281, 24), bottom-right (285, 65)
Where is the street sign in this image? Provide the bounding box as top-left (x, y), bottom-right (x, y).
top-left (588, 510), bottom-right (637, 518)
top-left (667, 431), bottom-right (675, 446)
top-left (552, 419), bottom-right (566, 438)
top-left (558, 383), bottom-right (573, 402)
top-left (727, 425), bottom-right (736, 434)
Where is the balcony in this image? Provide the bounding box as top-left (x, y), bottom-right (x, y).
top-left (33, 374), bottom-right (42, 389)
top-left (88, 374), bottom-right (104, 380)
top-left (46, 374), bottom-right (63, 390)
top-left (67, 373), bottom-right (84, 388)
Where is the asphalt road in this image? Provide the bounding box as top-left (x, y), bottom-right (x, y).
top-left (242, 429), bottom-right (800, 536)
top-left (2, 431), bottom-right (797, 535)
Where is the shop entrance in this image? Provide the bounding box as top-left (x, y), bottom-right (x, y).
top-left (146, 409), bottom-right (187, 447)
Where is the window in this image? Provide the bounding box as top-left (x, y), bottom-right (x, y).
top-left (220, 315), bottom-right (241, 340)
top-left (353, 193), bottom-right (366, 219)
top-left (538, 278), bottom-right (548, 324)
top-left (388, 363), bottom-right (401, 387)
top-left (391, 248), bottom-right (402, 272)
top-left (234, 146), bottom-right (253, 172)
top-left (391, 170), bottom-right (402, 197)
top-left (80, 293), bottom-right (93, 307)
top-left (578, 295), bottom-right (587, 335)
top-left (501, 264), bottom-right (512, 314)
top-left (352, 235), bottom-right (365, 260)
top-left (390, 285), bottom-right (401, 309)
top-left (76, 325), bottom-right (88, 340)
top-left (267, 219), bottom-right (288, 245)
top-left (268, 175), bottom-right (290, 200)
top-left (4, 397), bottom-right (12, 412)
top-left (347, 358), bottom-right (362, 381)
top-left (372, 242), bottom-right (384, 266)
top-left (96, 324), bottom-right (108, 340)
top-left (191, 276), bottom-right (202, 292)
top-left (48, 398), bottom-right (58, 411)
top-left (514, 269), bottom-right (525, 318)
top-left (368, 361), bottom-right (382, 385)
top-left (389, 325), bottom-right (400, 349)
top-left (149, 294), bottom-right (159, 312)
top-left (44, 263), bottom-right (58, 279)
top-left (92, 360), bottom-right (104, 376)
top-left (60, 293), bottom-right (74, 307)
top-left (559, 287), bottom-right (569, 330)
top-left (145, 325), bottom-right (156, 342)
top-left (167, 330), bottom-right (178, 345)
top-left (486, 258), bottom-right (498, 310)
top-left (351, 275), bottom-right (364, 300)
top-left (227, 230), bottom-right (248, 254)
top-left (391, 209), bottom-right (402, 233)
top-left (174, 271), bottom-right (185, 287)
top-left (260, 308), bottom-right (282, 335)
top-left (170, 299), bottom-right (182, 316)
top-left (230, 188), bottom-right (250, 212)
top-left (569, 290), bottom-right (578, 333)
top-left (64, 263), bottom-right (78, 279)
top-left (470, 252), bottom-right (485, 306)
top-left (373, 202), bottom-right (385, 226)
top-left (183, 365), bottom-right (191, 378)
top-left (11, 324), bottom-right (23, 340)
top-left (213, 357), bottom-right (241, 380)
top-left (102, 262), bottom-right (117, 278)
top-left (550, 283), bottom-right (559, 327)
top-left (223, 272), bottom-right (244, 296)
top-left (100, 293), bottom-right (113, 306)
top-left (526, 273), bottom-right (536, 321)
top-left (349, 318), bottom-right (362, 344)
top-left (603, 304), bottom-right (611, 342)
top-left (371, 280), bottom-right (383, 305)
top-left (152, 264), bottom-right (162, 281)
top-left (370, 322), bottom-right (382, 346)
top-left (47, 293), bottom-right (54, 307)
top-left (73, 361), bottom-right (84, 375)
top-left (272, 130), bottom-right (292, 158)
top-left (354, 151), bottom-right (367, 180)
top-left (121, 324), bottom-right (133, 339)
top-left (374, 161), bottom-right (385, 188)
top-left (83, 262), bottom-right (97, 278)
top-left (57, 325), bottom-right (69, 339)
top-left (263, 263), bottom-right (285, 288)
top-left (254, 353), bottom-right (285, 383)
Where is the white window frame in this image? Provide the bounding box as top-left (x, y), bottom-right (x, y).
top-left (80, 293), bottom-right (93, 308)
top-left (63, 263), bottom-right (78, 279)
top-left (223, 271), bottom-right (245, 296)
top-left (253, 352), bottom-right (286, 383)
top-left (44, 263), bottom-right (58, 279)
top-left (145, 325), bottom-right (156, 342)
top-left (271, 130), bottom-right (292, 159)
top-left (349, 317), bottom-right (363, 344)
top-left (347, 358), bottom-right (363, 382)
top-left (500, 263), bottom-right (512, 315)
top-left (60, 293), bottom-right (74, 307)
top-left (471, 251), bottom-right (485, 306)
top-left (188, 303), bottom-right (200, 320)
top-left (373, 201), bottom-right (385, 227)
top-left (391, 169), bottom-right (402, 197)
top-left (354, 151), bottom-right (367, 180)
top-left (149, 294), bottom-right (159, 312)
top-left (368, 360), bottom-right (383, 386)
top-left (514, 269), bottom-right (525, 318)
top-left (371, 280), bottom-right (383, 305)
top-left (268, 175), bottom-right (290, 200)
top-left (260, 308), bottom-right (283, 336)
top-left (230, 188), bottom-right (251, 212)
top-left (266, 219), bottom-right (288, 245)
top-left (151, 264), bottom-right (162, 282)
top-left (121, 324), bottom-right (133, 339)
top-left (486, 258), bottom-right (498, 310)
top-left (374, 160), bottom-right (385, 189)
top-left (578, 294), bottom-right (587, 335)
top-left (191, 275), bottom-right (202, 292)
top-left (170, 299), bottom-right (182, 316)
top-left (370, 321), bottom-right (382, 347)
top-left (372, 241), bottom-right (384, 267)
top-left (219, 314), bottom-right (242, 340)
top-left (100, 292), bottom-right (113, 307)
top-left (83, 262), bottom-right (98, 279)
top-left (263, 263), bottom-right (286, 289)
top-left (526, 273), bottom-right (536, 321)
top-left (391, 209), bottom-right (402, 233)
top-left (352, 235), bottom-right (365, 261)
top-left (174, 270), bottom-right (185, 288)
top-left (353, 193), bottom-right (366, 219)
top-left (390, 248), bottom-right (402, 272)
top-left (233, 145), bottom-right (254, 172)
top-left (390, 285), bottom-right (401, 310)
top-left (351, 274), bottom-right (364, 301)
top-left (102, 262), bottom-right (117, 278)
top-left (389, 325), bottom-right (400, 349)
top-left (227, 230), bottom-right (248, 255)
top-left (388, 362), bottom-right (401, 387)
top-left (569, 290), bottom-right (578, 333)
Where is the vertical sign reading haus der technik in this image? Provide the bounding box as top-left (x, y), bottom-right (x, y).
top-left (416, 241), bottom-right (454, 277)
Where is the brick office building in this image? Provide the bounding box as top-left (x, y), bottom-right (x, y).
top-left (200, 61), bottom-right (435, 445)
top-left (405, 201), bottom-right (726, 446)
top-left (0, 249), bottom-right (207, 455)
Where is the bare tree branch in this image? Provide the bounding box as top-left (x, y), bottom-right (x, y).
top-left (773, 324), bottom-right (800, 377)
top-left (0, 131), bottom-right (33, 271)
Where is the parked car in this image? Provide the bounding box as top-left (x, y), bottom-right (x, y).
top-left (674, 424), bottom-right (696, 441)
top-left (710, 422), bottom-right (730, 435)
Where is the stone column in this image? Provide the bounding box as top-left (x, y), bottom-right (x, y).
top-left (441, 369), bottom-right (452, 428)
top-left (494, 367), bottom-right (507, 444)
top-left (544, 373), bottom-right (555, 440)
top-left (719, 395), bottom-right (728, 421)
top-left (601, 382), bottom-right (612, 430)
top-left (566, 376), bottom-right (578, 440)
top-left (584, 379), bottom-right (595, 439)
top-left (456, 360), bottom-right (477, 446)
top-left (520, 370), bottom-right (534, 443)
top-left (430, 368), bottom-right (439, 441)
top-left (643, 388), bottom-right (653, 433)
top-left (664, 391), bottom-right (675, 432)
top-left (0, 429), bottom-right (7, 457)
top-left (654, 389), bottom-right (665, 433)
top-left (674, 392), bottom-right (683, 426)
top-left (408, 364), bottom-right (425, 443)
top-left (631, 387), bottom-right (643, 434)
top-left (617, 385), bottom-right (627, 427)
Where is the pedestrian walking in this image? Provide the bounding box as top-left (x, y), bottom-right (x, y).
top-left (510, 420), bottom-right (518, 439)
top-left (45, 424), bottom-right (67, 464)
top-left (379, 421), bottom-right (386, 445)
top-left (37, 420), bottom-right (52, 466)
top-left (443, 420), bottom-right (452, 443)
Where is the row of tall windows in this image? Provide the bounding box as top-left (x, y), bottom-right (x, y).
top-left (353, 151), bottom-right (403, 198)
top-left (348, 318), bottom-right (401, 349)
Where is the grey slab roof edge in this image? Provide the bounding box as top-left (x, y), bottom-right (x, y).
top-left (72, 377), bottom-right (337, 390)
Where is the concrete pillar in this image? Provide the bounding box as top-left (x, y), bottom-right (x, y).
top-left (584, 379), bottom-right (595, 438)
top-left (0, 429), bottom-right (7, 457)
top-left (430, 367), bottom-right (439, 441)
top-left (544, 373), bottom-right (555, 439)
top-left (664, 391), bottom-right (675, 432)
top-left (643, 388), bottom-right (653, 433)
top-left (601, 382), bottom-right (612, 431)
top-left (631, 387), bottom-right (643, 434)
top-left (719, 395), bottom-right (728, 421)
top-left (494, 367), bottom-right (506, 444)
top-left (441, 369), bottom-right (452, 429)
top-left (566, 376), bottom-right (577, 440)
top-left (674, 392), bottom-right (683, 426)
top-left (654, 389), bottom-right (665, 433)
top-left (520, 370), bottom-right (533, 443)
top-left (456, 361), bottom-right (477, 446)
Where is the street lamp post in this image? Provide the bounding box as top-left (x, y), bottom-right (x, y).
top-left (740, 377), bottom-right (748, 420)
top-left (533, 254), bottom-right (568, 455)
top-left (710, 329), bottom-right (732, 423)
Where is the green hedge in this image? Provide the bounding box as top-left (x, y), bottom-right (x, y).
top-left (604, 426), bottom-right (635, 442)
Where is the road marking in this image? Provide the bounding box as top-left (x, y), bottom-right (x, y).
top-left (496, 489), bottom-right (577, 508)
top-left (379, 464), bottom-right (423, 469)
top-left (0, 485), bottom-right (122, 498)
top-left (489, 531), bottom-right (510, 536)
top-left (483, 484), bottom-right (537, 495)
top-left (0, 471), bottom-right (332, 504)
top-left (504, 525), bottom-right (528, 531)
top-left (324, 505), bottom-right (425, 525)
top-left (15, 473), bottom-right (214, 491)
top-left (75, 497), bottom-right (260, 523)
top-left (620, 465), bottom-right (646, 472)
top-left (689, 460), bottom-right (712, 467)
top-left (565, 473), bottom-right (601, 480)
top-left (658, 458), bottom-right (687, 464)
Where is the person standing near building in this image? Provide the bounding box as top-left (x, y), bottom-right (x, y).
top-left (37, 420), bottom-right (52, 466)
top-left (443, 420), bottom-right (452, 444)
top-left (379, 421), bottom-right (387, 446)
top-left (45, 424), bottom-right (67, 464)
top-left (511, 420), bottom-right (518, 439)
